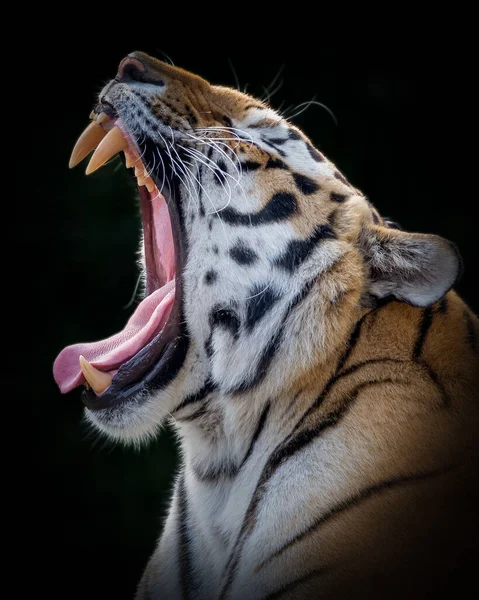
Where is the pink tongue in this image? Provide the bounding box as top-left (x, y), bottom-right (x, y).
top-left (54, 281), bottom-right (175, 393)
top-left (54, 192), bottom-right (175, 394)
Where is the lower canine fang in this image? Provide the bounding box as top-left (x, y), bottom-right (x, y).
top-left (79, 356), bottom-right (112, 394)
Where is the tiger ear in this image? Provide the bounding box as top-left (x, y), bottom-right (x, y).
top-left (360, 225), bottom-right (461, 307)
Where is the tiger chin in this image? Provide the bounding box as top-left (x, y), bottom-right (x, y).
top-left (54, 52), bottom-right (479, 599)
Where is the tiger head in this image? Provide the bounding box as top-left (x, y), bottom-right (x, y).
top-left (53, 52), bottom-right (460, 443)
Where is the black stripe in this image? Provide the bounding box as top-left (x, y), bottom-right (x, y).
top-left (411, 307), bottom-right (449, 405)
top-left (265, 157), bottom-right (288, 170)
top-left (192, 460), bottom-right (239, 482)
top-left (292, 172), bottom-right (320, 195)
top-left (465, 309), bottom-right (477, 353)
top-left (232, 329), bottom-right (282, 394)
top-left (232, 276), bottom-right (317, 394)
top-left (306, 142), bottom-right (325, 162)
top-left (285, 312), bottom-right (374, 433)
top-left (219, 192), bottom-right (298, 226)
top-left (259, 467), bottom-right (451, 570)
top-left (177, 403), bottom-right (210, 422)
top-left (288, 129), bottom-right (302, 141)
top-left (267, 137), bottom-right (289, 145)
top-left (177, 474), bottom-right (193, 600)
top-left (337, 314), bottom-right (369, 370)
top-left (419, 360), bottom-right (450, 407)
top-left (213, 160), bottom-right (227, 186)
top-left (240, 160), bottom-right (262, 172)
top-left (245, 286), bottom-right (282, 332)
top-left (274, 225), bottom-right (335, 272)
top-left (335, 357), bottom-right (407, 381)
top-left (260, 567), bottom-right (330, 600)
top-left (436, 296), bottom-right (448, 314)
top-left (334, 171), bottom-right (351, 186)
top-left (261, 136), bottom-right (287, 156)
top-left (240, 401), bottom-right (271, 469)
top-left (210, 305), bottom-right (241, 341)
top-left (174, 379), bottom-right (215, 414)
top-left (204, 333), bottom-right (214, 358)
top-left (413, 307), bottom-right (434, 359)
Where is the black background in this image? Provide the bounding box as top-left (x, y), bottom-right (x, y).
top-left (25, 25), bottom-right (477, 599)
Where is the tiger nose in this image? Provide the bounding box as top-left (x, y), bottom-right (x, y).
top-left (116, 56), bottom-right (148, 83)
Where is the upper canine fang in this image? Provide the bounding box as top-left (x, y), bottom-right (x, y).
top-left (85, 127), bottom-right (129, 175)
top-left (69, 122), bottom-right (107, 168)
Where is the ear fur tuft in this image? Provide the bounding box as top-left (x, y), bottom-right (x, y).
top-left (360, 225), bottom-right (461, 307)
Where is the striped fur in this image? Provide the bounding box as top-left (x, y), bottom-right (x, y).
top-left (82, 54), bottom-right (479, 599)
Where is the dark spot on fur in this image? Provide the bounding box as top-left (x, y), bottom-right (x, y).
top-left (204, 270), bottom-right (218, 285)
top-left (229, 241), bottom-right (259, 265)
top-left (293, 173), bottom-right (320, 195)
top-left (330, 192), bottom-right (347, 203)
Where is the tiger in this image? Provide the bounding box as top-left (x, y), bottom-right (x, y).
top-left (53, 52), bottom-right (479, 599)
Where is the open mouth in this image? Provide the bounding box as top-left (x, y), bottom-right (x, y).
top-left (53, 107), bottom-right (188, 410)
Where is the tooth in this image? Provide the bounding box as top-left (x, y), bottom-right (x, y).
top-left (97, 111), bottom-right (110, 125)
top-left (124, 152), bottom-right (135, 168)
top-left (85, 126), bottom-right (128, 175)
top-left (69, 122), bottom-right (107, 168)
top-left (89, 111), bottom-right (97, 121)
top-left (145, 179), bottom-right (155, 193)
top-left (79, 356), bottom-right (112, 394)
top-left (134, 165), bottom-right (142, 178)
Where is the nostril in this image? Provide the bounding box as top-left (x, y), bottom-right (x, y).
top-left (117, 57), bottom-right (147, 83)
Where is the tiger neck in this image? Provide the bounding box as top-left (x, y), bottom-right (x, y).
top-left (174, 350), bottom-right (346, 486)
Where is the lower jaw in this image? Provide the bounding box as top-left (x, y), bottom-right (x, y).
top-left (82, 305), bottom-right (189, 411)
top-left (83, 180), bottom-right (189, 411)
